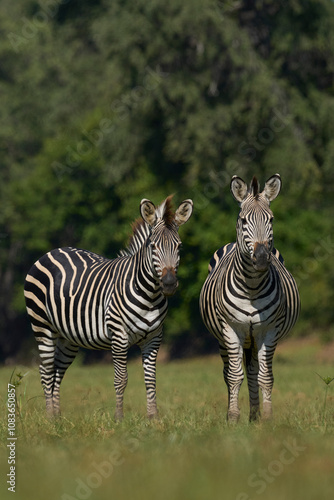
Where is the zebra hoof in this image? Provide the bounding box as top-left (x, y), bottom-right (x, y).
top-left (227, 411), bottom-right (240, 424)
top-left (147, 411), bottom-right (159, 420)
top-left (114, 411), bottom-right (124, 422)
top-left (262, 402), bottom-right (273, 420)
top-left (46, 406), bottom-right (61, 419)
top-left (249, 408), bottom-right (261, 422)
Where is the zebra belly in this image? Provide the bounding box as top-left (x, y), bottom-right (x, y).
top-left (47, 300), bottom-right (112, 349)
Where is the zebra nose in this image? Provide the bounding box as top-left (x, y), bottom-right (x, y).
top-left (161, 267), bottom-right (178, 296)
top-left (252, 243), bottom-right (271, 271)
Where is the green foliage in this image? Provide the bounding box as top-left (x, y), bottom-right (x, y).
top-left (1, 0), bottom-right (334, 360)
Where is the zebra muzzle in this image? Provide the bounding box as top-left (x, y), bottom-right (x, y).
top-left (161, 267), bottom-right (179, 296)
top-left (252, 243), bottom-right (271, 272)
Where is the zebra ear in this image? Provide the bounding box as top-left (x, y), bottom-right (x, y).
top-left (140, 199), bottom-right (157, 227)
top-left (175, 199), bottom-right (193, 227)
top-left (263, 174), bottom-right (281, 202)
top-left (230, 176), bottom-right (248, 203)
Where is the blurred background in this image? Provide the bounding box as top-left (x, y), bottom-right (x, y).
top-left (1, 0), bottom-right (334, 364)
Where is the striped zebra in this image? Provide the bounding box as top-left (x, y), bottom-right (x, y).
top-left (24, 196), bottom-right (193, 419)
top-left (200, 174), bottom-right (300, 422)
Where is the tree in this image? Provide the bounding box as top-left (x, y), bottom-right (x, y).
top-left (1, 0), bottom-right (334, 361)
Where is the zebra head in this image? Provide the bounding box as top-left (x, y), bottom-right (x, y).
top-left (140, 196), bottom-right (193, 296)
top-left (230, 174), bottom-right (281, 272)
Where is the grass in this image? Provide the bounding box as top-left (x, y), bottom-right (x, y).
top-left (1, 338), bottom-right (333, 500)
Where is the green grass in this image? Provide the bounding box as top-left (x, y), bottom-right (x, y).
top-left (1, 339), bottom-right (334, 500)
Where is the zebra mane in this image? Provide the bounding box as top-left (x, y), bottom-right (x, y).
top-left (249, 176), bottom-right (260, 198)
top-left (118, 196), bottom-right (176, 257)
top-left (118, 219), bottom-right (151, 257)
top-left (155, 194), bottom-right (175, 227)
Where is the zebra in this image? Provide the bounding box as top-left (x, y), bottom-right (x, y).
top-left (24, 196), bottom-right (193, 419)
top-left (200, 174), bottom-right (300, 422)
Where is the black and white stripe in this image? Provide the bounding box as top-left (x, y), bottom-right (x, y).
top-left (200, 175), bottom-right (300, 422)
top-left (24, 196), bottom-right (193, 419)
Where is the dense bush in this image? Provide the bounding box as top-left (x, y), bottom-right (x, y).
top-left (1, 0), bottom-right (334, 361)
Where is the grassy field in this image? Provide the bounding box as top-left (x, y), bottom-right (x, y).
top-left (1, 337), bottom-right (333, 500)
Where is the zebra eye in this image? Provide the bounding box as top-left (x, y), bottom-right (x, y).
top-left (240, 217), bottom-right (247, 225)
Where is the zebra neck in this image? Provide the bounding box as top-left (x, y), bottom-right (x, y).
top-left (234, 245), bottom-right (271, 292)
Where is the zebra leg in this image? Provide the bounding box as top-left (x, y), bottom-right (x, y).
top-left (220, 328), bottom-right (245, 423)
top-left (244, 346), bottom-right (260, 422)
top-left (52, 338), bottom-right (79, 416)
top-left (35, 330), bottom-right (58, 417)
top-left (257, 337), bottom-right (277, 420)
top-left (219, 342), bottom-right (231, 420)
top-left (140, 330), bottom-right (163, 419)
top-left (112, 336), bottom-right (129, 421)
